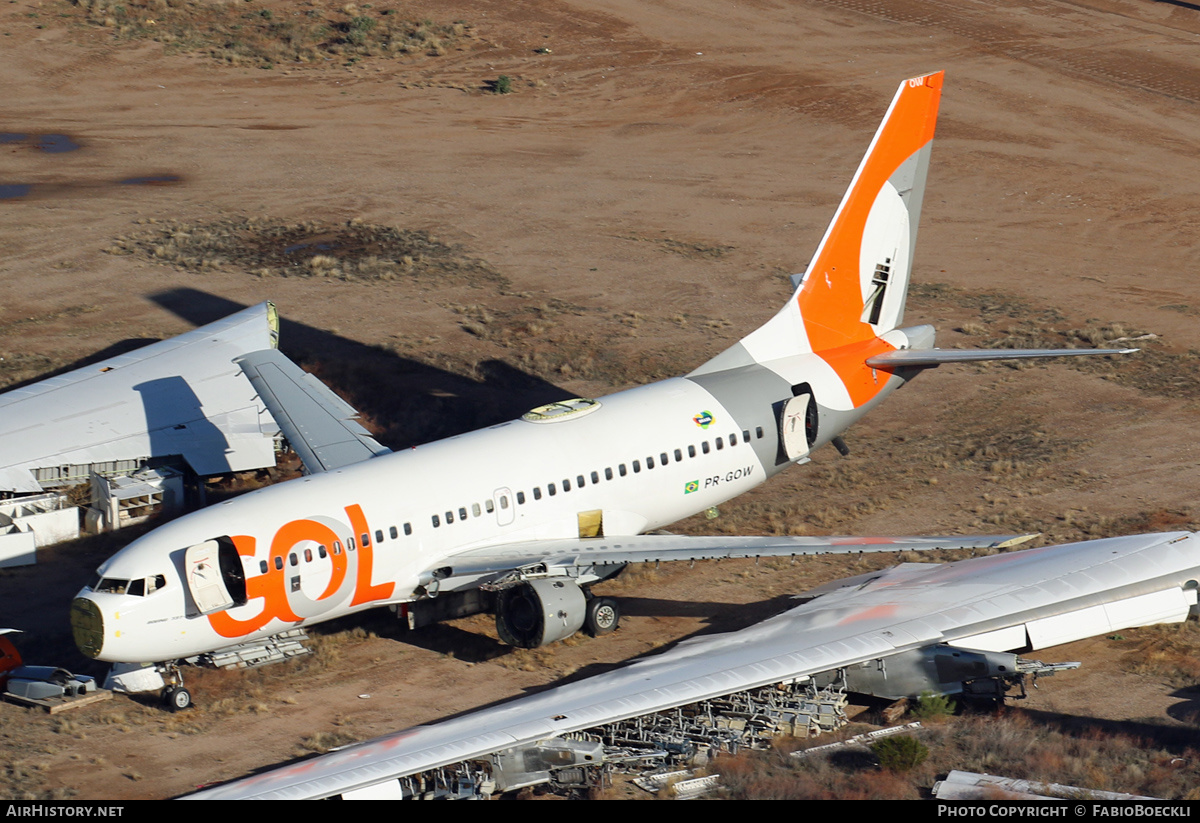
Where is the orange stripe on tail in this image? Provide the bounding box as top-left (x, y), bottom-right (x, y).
top-left (800, 72), bottom-right (943, 406)
top-left (799, 73), bottom-right (942, 349)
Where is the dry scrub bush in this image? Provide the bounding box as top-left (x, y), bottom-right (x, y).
top-left (68, 1), bottom-right (475, 68)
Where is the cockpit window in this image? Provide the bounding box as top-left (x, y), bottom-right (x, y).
top-left (110, 574), bottom-right (168, 597)
top-left (95, 578), bottom-right (130, 595)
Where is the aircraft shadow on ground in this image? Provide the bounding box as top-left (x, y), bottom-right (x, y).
top-left (1020, 704), bottom-right (1200, 755)
top-left (149, 288), bottom-right (572, 449)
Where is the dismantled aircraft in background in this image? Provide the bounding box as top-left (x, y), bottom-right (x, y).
top-left (0, 303), bottom-right (282, 563)
top-left (185, 528), bottom-right (1200, 799)
top-left (71, 72), bottom-right (1131, 709)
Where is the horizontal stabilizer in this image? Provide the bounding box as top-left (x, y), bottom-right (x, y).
top-left (236, 349), bottom-right (391, 474)
top-left (866, 347), bottom-right (1137, 369)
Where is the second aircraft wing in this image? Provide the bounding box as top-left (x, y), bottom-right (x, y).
top-left (184, 530), bottom-right (1200, 800)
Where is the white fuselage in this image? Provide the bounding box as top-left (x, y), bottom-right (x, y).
top-left (73, 373), bottom-right (810, 663)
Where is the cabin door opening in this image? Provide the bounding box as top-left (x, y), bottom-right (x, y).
top-left (183, 536), bottom-right (247, 617)
top-left (779, 393), bottom-right (814, 461)
top-left (494, 487), bottom-right (515, 526)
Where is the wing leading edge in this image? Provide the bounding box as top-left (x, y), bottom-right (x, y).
top-left (429, 532), bottom-right (1034, 590)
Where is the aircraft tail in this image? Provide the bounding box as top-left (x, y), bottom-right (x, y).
top-left (693, 72), bottom-right (943, 381)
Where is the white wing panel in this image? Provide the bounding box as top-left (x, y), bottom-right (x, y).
top-left (0, 302), bottom-right (281, 490)
top-left (1103, 588), bottom-right (1191, 633)
top-left (952, 625), bottom-right (1028, 653)
top-left (186, 531), bottom-right (1200, 800)
top-left (1025, 605), bottom-right (1110, 649)
top-left (342, 781), bottom-right (405, 800)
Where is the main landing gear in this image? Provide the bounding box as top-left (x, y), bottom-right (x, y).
top-left (585, 596), bottom-right (620, 637)
top-left (164, 684), bottom-right (192, 712)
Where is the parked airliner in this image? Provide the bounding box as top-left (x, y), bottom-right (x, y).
top-left (70, 72), bottom-right (1129, 710)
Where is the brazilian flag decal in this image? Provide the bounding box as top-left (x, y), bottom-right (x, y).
top-left (684, 480), bottom-right (699, 494)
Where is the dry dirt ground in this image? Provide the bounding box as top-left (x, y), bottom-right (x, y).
top-left (2, 0), bottom-right (1200, 801)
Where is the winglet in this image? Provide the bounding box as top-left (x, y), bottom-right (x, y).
top-left (994, 534), bottom-right (1040, 550)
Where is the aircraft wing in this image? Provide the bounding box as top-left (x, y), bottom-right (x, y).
top-left (866, 347), bottom-right (1137, 369)
top-left (426, 532), bottom-right (1035, 590)
top-left (183, 530), bottom-right (1200, 800)
top-left (0, 302), bottom-right (283, 490)
top-left (235, 348), bottom-right (391, 474)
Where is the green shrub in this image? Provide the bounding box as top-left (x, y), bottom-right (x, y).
top-left (912, 689), bottom-right (955, 719)
top-left (870, 735), bottom-right (929, 772)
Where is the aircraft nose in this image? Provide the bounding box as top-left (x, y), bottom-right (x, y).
top-left (70, 597), bottom-right (104, 659)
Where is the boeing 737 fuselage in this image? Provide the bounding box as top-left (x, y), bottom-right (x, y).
top-left (69, 73), bottom-right (1128, 710)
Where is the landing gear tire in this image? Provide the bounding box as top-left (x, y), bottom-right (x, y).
top-left (165, 686), bottom-right (192, 712)
top-left (585, 597), bottom-right (619, 636)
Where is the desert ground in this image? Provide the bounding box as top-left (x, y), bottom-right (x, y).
top-left (2, 0), bottom-right (1200, 800)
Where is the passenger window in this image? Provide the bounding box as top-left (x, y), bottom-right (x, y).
top-left (517, 491), bottom-right (526, 504)
top-left (563, 478), bottom-right (572, 492)
top-left (333, 541), bottom-right (342, 555)
top-left (756, 426), bottom-right (764, 439)
top-left (619, 464), bottom-right (627, 477)
top-left (260, 560), bottom-right (269, 574)
top-left (633, 460), bottom-right (641, 473)
top-left (688, 445), bottom-right (696, 458)
top-left (605, 468), bottom-right (613, 481)
top-left (743, 429), bottom-right (751, 442)
top-left (319, 545), bottom-right (328, 559)
top-left (348, 537), bottom-right (356, 551)
top-left (534, 487), bottom-right (543, 500)
top-left (361, 532), bottom-right (370, 547)
top-left (500, 496), bottom-right (510, 509)
top-left (661, 452), bottom-right (669, 465)
top-left (577, 474), bottom-right (585, 487)
top-left (472, 503), bottom-right (482, 517)
top-left (591, 471), bottom-right (599, 484)
top-left (304, 549), bottom-right (313, 563)
top-left (716, 437), bottom-right (724, 450)
top-left (290, 553), bottom-right (298, 567)
top-left (375, 530), bottom-right (384, 544)
top-left (432, 515), bottom-right (441, 528)
top-left (647, 456), bottom-right (655, 469)
top-left (729, 432), bottom-right (738, 446)
top-left (390, 526), bottom-right (399, 539)
top-left (275, 556), bottom-right (284, 570)
top-left (486, 499), bottom-right (495, 513)
top-left (549, 483), bottom-right (557, 496)
top-left (702, 441), bottom-right (710, 454)
top-left (403, 523), bottom-right (412, 536)
top-left (459, 507), bottom-right (467, 521)
top-left (674, 449), bottom-right (682, 461)
top-left (446, 511), bottom-right (454, 524)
